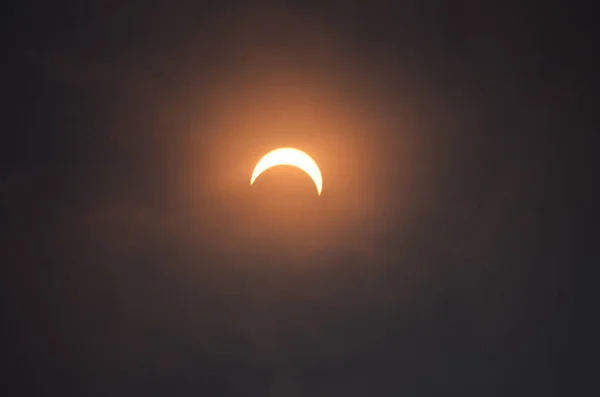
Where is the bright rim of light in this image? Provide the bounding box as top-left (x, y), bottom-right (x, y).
top-left (250, 147), bottom-right (323, 195)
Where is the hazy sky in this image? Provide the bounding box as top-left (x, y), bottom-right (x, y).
top-left (2, 1), bottom-right (574, 395)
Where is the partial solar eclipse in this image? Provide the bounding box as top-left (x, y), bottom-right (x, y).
top-left (250, 147), bottom-right (323, 195)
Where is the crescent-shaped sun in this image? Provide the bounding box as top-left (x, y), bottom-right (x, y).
top-left (250, 147), bottom-right (323, 195)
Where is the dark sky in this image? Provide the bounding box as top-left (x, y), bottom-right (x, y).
top-left (2, 1), bottom-right (575, 395)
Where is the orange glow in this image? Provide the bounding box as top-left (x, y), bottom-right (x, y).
top-left (250, 147), bottom-right (323, 195)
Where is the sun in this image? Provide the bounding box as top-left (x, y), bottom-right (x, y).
top-left (250, 147), bottom-right (323, 195)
